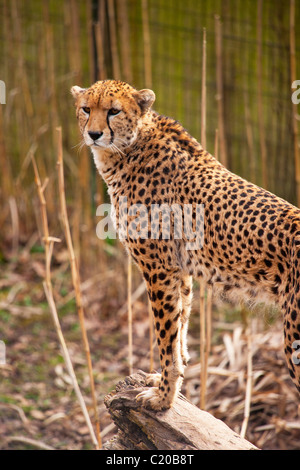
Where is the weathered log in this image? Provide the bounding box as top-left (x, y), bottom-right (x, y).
top-left (104, 370), bottom-right (258, 450)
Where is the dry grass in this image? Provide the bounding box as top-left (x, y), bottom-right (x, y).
top-left (184, 312), bottom-right (300, 449)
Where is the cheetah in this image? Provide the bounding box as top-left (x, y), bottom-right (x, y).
top-left (71, 79), bottom-right (300, 410)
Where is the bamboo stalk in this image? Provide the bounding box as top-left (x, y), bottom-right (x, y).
top-left (94, 21), bottom-right (107, 80)
top-left (141, 0), bottom-right (152, 89)
top-left (214, 128), bottom-right (219, 161)
top-left (71, 0), bottom-right (93, 271)
top-left (256, 0), bottom-right (268, 189)
top-left (40, 3), bottom-right (59, 225)
top-left (199, 27), bottom-right (212, 410)
top-left (201, 28), bottom-right (207, 149)
top-left (43, 3), bottom-right (58, 149)
top-left (95, 0), bottom-right (108, 80)
top-left (11, 0), bottom-right (33, 118)
top-left (63, 0), bottom-right (82, 263)
top-left (107, 0), bottom-right (121, 79)
top-left (128, 256), bottom-right (133, 375)
top-left (243, 90), bottom-right (256, 184)
top-left (56, 127), bottom-right (102, 449)
top-left (70, 0), bottom-right (83, 83)
top-left (240, 1), bottom-right (256, 184)
top-left (289, 0), bottom-right (300, 207)
top-left (31, 155), bottom-right (99, 450)
top-left (215, 15), bottom-right (228, 168)
top-left (117, 0), bottom-right (133, 83)
top-left (0, 1), bottom-right (10, 203)
top-left (199, 27), bottom-right (210, 410)
top-left (10, 0), bottom-right (31, 181)
top-left (86, 0), bottom-right (96, 83)
top-left (98, 0), bottom-right (106, 28)
top-left (37, 18), bottom-right (48, 144)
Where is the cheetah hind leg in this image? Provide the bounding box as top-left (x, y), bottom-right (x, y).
top-left (282, 280), bottom-right (300, 394)
top-left (180, 275), bottom-right (193, 366)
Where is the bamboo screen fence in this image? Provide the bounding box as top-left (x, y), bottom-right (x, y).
top-left (0, 0), bottom-right (299, 257)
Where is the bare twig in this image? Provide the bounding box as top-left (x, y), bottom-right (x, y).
top-left (127, 256), bottom-right (133, 375)
top-left (8, 197), bottom-right (19, 257)
top-left (5, 436), bottom-right (55, 451)
top-left (240, 323), bottom-right (253, 439)
top-left (117, 280), bottom-right (146, 316)
top-left (32, 154), bottom-right (99, 449)
top-left (0, 403), bottom-right (29, 429)
top-left (205, 286), bottom-right (212, 369)
top-left (199, 280), bottom-right (206, 409)
top-left (56, 127), bottom-right (101, 448)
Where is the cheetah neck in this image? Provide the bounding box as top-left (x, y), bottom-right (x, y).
top-left (91, 146), bottom-right (119, 184)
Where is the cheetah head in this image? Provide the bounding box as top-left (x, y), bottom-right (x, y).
top-left (71, 80), bottom-right (155, 155)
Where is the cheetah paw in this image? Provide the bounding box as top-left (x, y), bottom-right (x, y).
top-left (136, 387), bottom-right (172, 411)
top-left (145, 373), bottom-right (161, 387)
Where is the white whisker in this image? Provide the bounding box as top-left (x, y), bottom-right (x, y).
top-left (72, 138), bottom-right (86, 155)
top-left (115, 137), bottom-right (130, 147)
top-left (110, 142), bottom-right (125, 157)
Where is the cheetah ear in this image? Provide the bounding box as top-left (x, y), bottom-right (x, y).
top-left (70, 86), bottom-right (86, 99)
top-left (133, 89), bottom-right (155, 114)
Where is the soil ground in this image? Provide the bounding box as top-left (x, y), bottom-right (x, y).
top-left (1, 242), bottom-right (300, 450)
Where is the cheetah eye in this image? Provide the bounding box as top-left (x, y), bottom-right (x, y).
top-left (108, 108), bottom-right (121, 116)
top-left (82, 107), bottom-right (90, 114)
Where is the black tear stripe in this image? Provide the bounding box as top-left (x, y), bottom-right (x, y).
top-left (106, 115), bottom-right (114, 144)
top-left (83, 118), bottom-right (89, 132)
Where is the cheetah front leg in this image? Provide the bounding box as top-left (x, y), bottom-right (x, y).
top-left (136, 270), bottom-right (185, 410)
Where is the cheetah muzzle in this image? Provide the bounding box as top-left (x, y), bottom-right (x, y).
top-left (72, 79), bottom-right (300, 411)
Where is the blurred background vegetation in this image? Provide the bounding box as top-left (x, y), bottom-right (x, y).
top-left (1, 0), bottom-right (300, 260)
top-left (0, 0), bottom-right (300, 450)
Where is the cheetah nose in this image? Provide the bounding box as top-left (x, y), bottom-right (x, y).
top-left (88, 131), bottom-right (103, 141)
